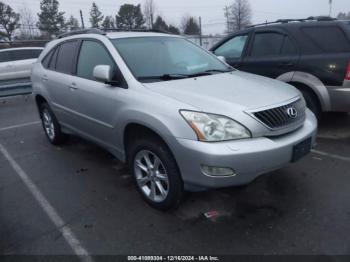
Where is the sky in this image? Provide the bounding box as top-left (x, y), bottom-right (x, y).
top-left (3, 0), bottom-right (350, 34)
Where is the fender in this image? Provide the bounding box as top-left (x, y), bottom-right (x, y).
top-left (115, 109), bottom-right (194, 162)
top-left (277, 71), bottom-right (331, 111)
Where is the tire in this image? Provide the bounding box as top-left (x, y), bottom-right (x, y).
top-left (39, 103), bottom-right (67, 145)
top-left (301, 90), bottom-right (321, 119)
top-left (128, 136), bottom-right (184, 210)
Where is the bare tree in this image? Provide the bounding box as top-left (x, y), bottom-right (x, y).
top-left (226, 0), bottom-right (252, 33)
top-left (0, 2), bottom-right (20, 41)
top-left (143, 0), bottom-right (156, 29)
top-left (18, 7), bottom-right (37, 39)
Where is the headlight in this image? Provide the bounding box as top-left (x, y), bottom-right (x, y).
top-left (180, 111), bottom-right (251, 142)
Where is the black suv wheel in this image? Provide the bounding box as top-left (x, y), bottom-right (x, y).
top-left (300, 90), bottom-right (321, 119)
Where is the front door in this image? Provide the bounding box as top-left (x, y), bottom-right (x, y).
top-left (68, 40), bottom-right (123, 145)
top-left (240, 30), bottom-right (300, 79)
top-left (213, 34), bottom-right (250, 69)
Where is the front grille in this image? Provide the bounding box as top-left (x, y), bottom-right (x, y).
top-left (253, 99), bottom-right (306, 130)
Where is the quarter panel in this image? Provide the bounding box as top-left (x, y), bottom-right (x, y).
top-left (291, 71), bottom-right (331, 111)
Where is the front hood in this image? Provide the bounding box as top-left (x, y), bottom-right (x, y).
top-left (144, 71), bottom-right (301, 114)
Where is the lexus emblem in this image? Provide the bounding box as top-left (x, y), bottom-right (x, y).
top-left (286, 107), bottom-right (298, 119)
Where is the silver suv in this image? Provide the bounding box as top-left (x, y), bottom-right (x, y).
top-left (32, 29), bottom-right (318, 210)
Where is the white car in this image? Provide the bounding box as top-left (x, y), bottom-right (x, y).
top-left (0, 47), bottom-right (43, 96)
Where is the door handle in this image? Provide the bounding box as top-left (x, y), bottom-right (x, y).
top-left (41, 75), bottom-right (48, 82)
top-left (279, 62), bottom-right (294, 67)
top-left (69, 83), bottom-right (78, 90)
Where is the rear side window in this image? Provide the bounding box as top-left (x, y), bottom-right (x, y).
top-left (56, 41), bottom-right (78, 74)
top-left (11, 49), bottom-right (42, 61)
top-left (42, 49), bottom-right (54, 68)
top-left (214, 35), bottom-right (248, 58)
top-left (251, 33), bottom-right (284, 57)
top-left (281, 37), bottom-right (298, 55)
top-left (301, 26), bottom-right (350, 53)
top-left (77, 40), bottom-right (115, 80)
top-left (49, 47), bottom-right (59, 70)
top-left (0, 51), bottom-right (11, 62)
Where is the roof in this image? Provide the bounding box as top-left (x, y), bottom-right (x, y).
top-left (0, 47), bottom-right (44, 52)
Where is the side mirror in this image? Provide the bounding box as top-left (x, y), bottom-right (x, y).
top-left (93, 65), bottom-right (112, 83)
top-left (217, 56), bottom-right (227, 63)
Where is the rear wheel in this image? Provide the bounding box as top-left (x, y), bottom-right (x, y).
top-left (40, 103), bottom-right (67, 145)
top-left (128, 136), bottom-right (183, 210)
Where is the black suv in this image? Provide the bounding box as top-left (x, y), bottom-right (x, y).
top-left (211, 17), bottom-right (350, 117)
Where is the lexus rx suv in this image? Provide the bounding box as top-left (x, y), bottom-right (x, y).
top-left (32, 29), bottom-right (317, 210)
top-left (211, 17), bottom-right (350, 117)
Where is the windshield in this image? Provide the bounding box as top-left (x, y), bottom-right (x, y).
top-left (111, 37), bottom-right (232, 82)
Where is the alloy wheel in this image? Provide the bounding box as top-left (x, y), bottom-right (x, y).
top-left (42, 109), bottom-right (55, 140)
top-left (134, 150), bottom-right (169, 203)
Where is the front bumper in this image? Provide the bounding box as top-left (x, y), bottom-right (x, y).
top-left (171, 109), bottom-right (318, 191)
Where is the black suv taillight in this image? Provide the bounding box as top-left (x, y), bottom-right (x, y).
top-left (345, 62), bottom-right (350, 80)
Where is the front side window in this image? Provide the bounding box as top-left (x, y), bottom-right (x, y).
top-left (251, 33), bottom-right (284, 57)
top-left (56, 41), bottom-right (78, 74)
top-left (214, 35), bottom-right (248, 58)
top-left (77, 40), bottom-right (115, 80)
top-left (112, 37), bottom-right (231, 82)
top-left (0, 51), bottom-right (11, 63)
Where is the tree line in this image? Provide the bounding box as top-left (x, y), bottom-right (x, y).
top-left (0, 0), bottom-right (204, 41)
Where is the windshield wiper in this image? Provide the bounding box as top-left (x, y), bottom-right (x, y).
top-left (138, 69), bottom-right (234, 82)
top-left (138, 74), bottom-right (190, 81)
top-left (202, 68), bottom-right (234, 74)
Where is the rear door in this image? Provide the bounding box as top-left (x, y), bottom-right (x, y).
top-left (44, 40), bottom-right (79, 125)
top-left (241, 29), bottom-right (300, 79)
top-left (213, 33), bottom-right (250, 69)
top-left (296, 25), bottom-right (350, 86)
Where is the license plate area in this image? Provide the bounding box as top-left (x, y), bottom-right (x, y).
top-left (292, 137), bottom-right (312, 162)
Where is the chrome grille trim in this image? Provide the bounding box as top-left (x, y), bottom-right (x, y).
top-left (250, 98), bottom-right (306, 130)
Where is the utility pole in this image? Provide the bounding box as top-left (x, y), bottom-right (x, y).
top-left (150, 14), bottom-right (154, 29)
top-left (329, 0), bottom-right (333, 17)
top-left (80, 10), bottom-right (85, 29)
top-left (225, 6), bottom-right (230, 34)
top-left (199, 16), bottom-right (202, 47)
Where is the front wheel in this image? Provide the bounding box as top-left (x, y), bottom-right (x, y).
top-left (128, 137), bottom-right (184, 210)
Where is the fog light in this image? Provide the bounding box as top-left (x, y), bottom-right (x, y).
top-left (201, 165), bottom-right (236, 177)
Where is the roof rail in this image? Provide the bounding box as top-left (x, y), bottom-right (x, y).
top-left (101, 28), bottom-right (169, 34)
top-left (57, 28), bottom-right (106, 39)
top-left (247, 16), bottom-right (337, 28)
top-left (57, 28), bottom-right (170, 39)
